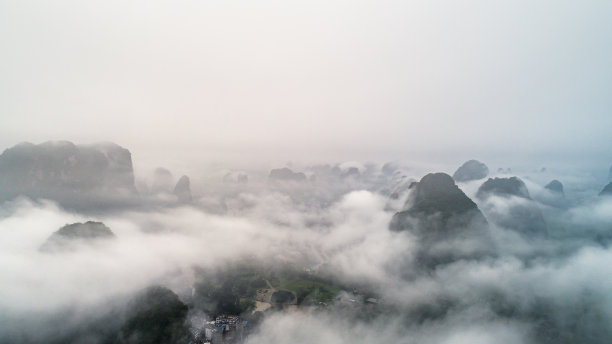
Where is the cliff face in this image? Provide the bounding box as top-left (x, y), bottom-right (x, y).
top-left (600, 182), bottom-right (612, 196)
top-left (390, 173), bottom-right (487, 235)
top-left (390, 173), bottom-right (493, 267)
top-left (0, 141), bottom-right (137, 207)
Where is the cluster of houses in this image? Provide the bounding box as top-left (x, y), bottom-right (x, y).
top-left (191, 315), bottom-right (248, 344)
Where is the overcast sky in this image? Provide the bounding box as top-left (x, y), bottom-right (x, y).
top-left (1, 0), bottom-right (611, 166)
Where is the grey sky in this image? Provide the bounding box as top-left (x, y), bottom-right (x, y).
top-left (1, 0), bottom-right (611, 166)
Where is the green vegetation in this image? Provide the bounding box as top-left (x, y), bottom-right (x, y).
top-left (268, 273), bottom-right (342, 304)
top-left (192, 267), bottom-right (267, 315)
top-left (193, 281), bottom-right (246, 315)
top-left (40, 221), bottom-right (116, 252)
top-left (192, 266), bottom-right (344, 313)
top-left (271, 290), bottom-right (295, 304)
top-left (115, 286), bottom-right (190, 344)
top-left (239, 298), bottom-right (256, 312)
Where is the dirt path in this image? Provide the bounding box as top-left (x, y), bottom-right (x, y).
top-left (253, 301), bottom-right (271, 312)
top-left (255, 279), bottom-right (276, 303)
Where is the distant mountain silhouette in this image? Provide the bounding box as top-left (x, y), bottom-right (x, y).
top-left (544, 180), bottom-right (564, 196)
top-left (268, 168), bottom-right (306, 182)
top-left (453, 160), bottom-right (489, 182)
top-left (223, 171), bottom-right (248, 184)
top-left (0, 141), bottom-right (137, 208)
top-left (151, 167), bottom-right (174, 194)
top-left (477, 177), bottom-right (547, 237)
top-left (173, 175), bottom-right (192, 203)
top-left (477, 177), bottom-right (531, 199)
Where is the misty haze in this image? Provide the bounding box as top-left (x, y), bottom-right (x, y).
top-left (1, 1), bottom-right (612, 344)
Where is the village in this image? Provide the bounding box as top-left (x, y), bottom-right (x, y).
top-left (189, 315), bottom-right (248, 344)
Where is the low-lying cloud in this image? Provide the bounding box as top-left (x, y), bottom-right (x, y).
top-left (1, 163), bottom-right (612, 343)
